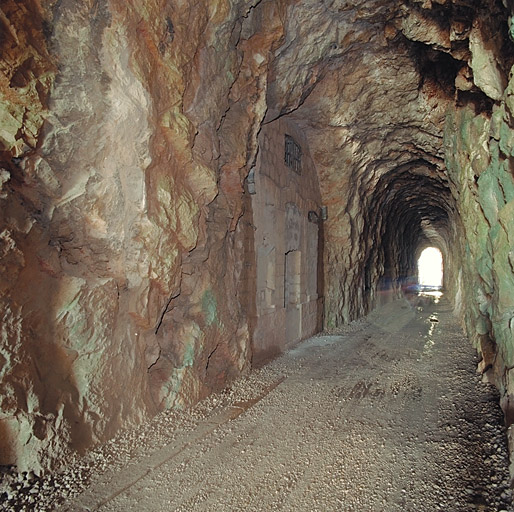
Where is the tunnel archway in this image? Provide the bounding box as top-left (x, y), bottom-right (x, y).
top-left (355, 160), bottom-right (457, 316)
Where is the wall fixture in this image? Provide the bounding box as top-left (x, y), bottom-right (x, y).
top-left (308, 210), bottom-right (319, 223)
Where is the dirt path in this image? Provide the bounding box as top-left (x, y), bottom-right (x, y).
top-left (3, 293), bottom-right (513, 511)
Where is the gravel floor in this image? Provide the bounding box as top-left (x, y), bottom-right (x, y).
top-left (1, 293), bottom-right (513, 511)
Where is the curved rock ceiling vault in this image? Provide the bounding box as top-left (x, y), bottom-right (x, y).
top-left (2, 0), bottom-right (514, 474)
top-left (273, 0), bottom-right (509, 325)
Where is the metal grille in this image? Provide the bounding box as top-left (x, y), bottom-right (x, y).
top-left (284, 134), bottom-right (301, 174)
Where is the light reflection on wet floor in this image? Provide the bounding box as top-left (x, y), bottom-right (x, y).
top-left (421, 291), bottom-right (442, 359)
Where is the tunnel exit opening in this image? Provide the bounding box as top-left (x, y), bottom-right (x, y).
top-left (417, 247), bottom-right (443, 289)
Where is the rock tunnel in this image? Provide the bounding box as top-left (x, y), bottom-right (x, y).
top-left (2, 0), bottom-right (514, 484)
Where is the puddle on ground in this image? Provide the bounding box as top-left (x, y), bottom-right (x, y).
top-left (420, 311), bottom-right (438, 360)
top-left (421, 291), bottom-right (443, 304)
top-left (421, 333), bottom-right (435, 360)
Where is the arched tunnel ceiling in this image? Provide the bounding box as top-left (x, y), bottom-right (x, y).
top-left (265, 3), bottom-right (506, 160)
top-left (265, 0), bottom-right (501, 184)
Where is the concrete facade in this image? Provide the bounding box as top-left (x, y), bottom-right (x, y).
top-left (251, 119), bottom-right (323, 363)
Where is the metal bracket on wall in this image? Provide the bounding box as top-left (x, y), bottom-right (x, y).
top-left (308, 210), bottom-right (319, 223)
top-left (308, 206), bottom-right (328, 223)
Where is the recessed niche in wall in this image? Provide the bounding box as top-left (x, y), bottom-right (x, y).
top-left (285, 250), bottom-right (301, 306)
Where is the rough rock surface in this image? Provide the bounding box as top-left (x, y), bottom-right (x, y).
top-left (444, 69), bottom-right (514, 476)
top-left (2, 0), bottom-right (514, 485)
top-left (0, 0), bottom-right (268, 472)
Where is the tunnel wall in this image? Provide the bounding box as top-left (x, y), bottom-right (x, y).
top-left (445, 93), bottom-right (514, 468)
top-left (0, 0), bottom-right (286, 472)
top-left (251, 119), bottom-right (323, 364)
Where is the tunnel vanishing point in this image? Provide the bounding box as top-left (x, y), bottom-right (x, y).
top-left (2, 0), bottom-right (514, 478)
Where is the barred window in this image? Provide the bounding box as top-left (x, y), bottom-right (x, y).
top-left (284, 134), bottom-right (301, 174)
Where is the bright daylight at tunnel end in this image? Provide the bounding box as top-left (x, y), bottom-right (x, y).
top-left (2, 0), bottom-right (514, 507)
